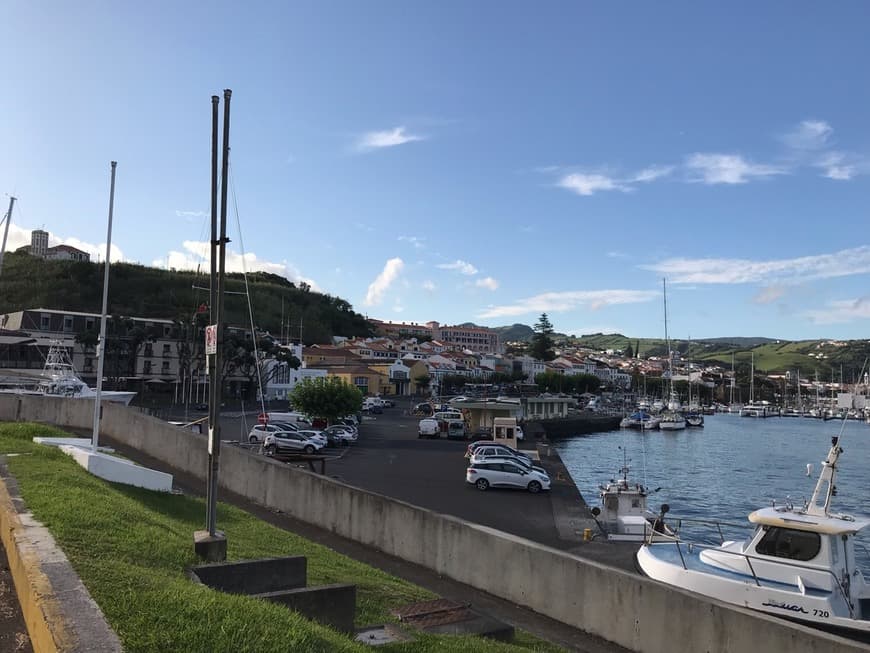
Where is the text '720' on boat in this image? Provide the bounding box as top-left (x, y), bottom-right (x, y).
top-left (636, 435), bottom-right (870, 638)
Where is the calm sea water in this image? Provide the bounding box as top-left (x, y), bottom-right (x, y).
top-left (555, 413), bottom-right (870, 570)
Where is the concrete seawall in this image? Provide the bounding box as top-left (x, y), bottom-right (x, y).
top-left (1, 395), bottom-right (868, 653)
top-left (530, 415), bottom-right (622, 438)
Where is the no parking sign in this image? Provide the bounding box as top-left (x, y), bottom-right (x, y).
top-left (205, 324), bottom-right (217, 355)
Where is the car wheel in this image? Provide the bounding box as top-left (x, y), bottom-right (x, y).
top-left (249, 435), bottom-right (259, 444)
top-left (304, 444), bottom-right (315, 454)
top-left (527, 481), bottom-right (542, 494)
top-left (475, 478), bottom-right (489, 491)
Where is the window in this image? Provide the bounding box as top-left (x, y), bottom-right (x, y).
top-left (755, 527), bottom-right (821, 561)
top-left (353, 376), bottom-right (368, 389)
top-left (63, 316), bottom-right (73, 332)
top-left (83, 358), bottom-right (93, 372)
top-left (161, 361), bottom-right (170, 374)
top-left (85, 318), bottom-right (95, 331)
top-left (144, 344), bottom-right (153, 357)
top-left (162, 343), bottom-right (171, 357)
top-left (40, 314), bottom-right (51, 330)
top-left (143, 361), bottom-right (152, 375)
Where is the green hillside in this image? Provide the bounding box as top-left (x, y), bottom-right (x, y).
top-left (0, 252), bottom-right (372, 344)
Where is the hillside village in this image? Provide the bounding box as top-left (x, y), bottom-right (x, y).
top-left (1, 307), bottom-right (861, 409)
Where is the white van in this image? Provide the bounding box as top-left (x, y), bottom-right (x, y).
top-left (259, 411), bottom-right (310, 425)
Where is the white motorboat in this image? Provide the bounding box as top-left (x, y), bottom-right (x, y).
top-left (637, 435), bottom-right (870, 637)
top-left (740, 401), bottom-right (774, 418)
top-left (591, 459), bottom-right (675, 542)
top-left (620, 410), bottom-right (661, 430)
top-left (0, 343), bottom-right (136, 405)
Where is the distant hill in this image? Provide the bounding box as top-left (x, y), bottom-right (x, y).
top-left (492, 323), bottom-right (535, 342)
top-left (0, 252), bottom-right (372, 344)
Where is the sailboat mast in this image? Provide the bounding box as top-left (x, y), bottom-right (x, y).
top-left (663, 278), bottom-right (672, 400)
top-left (0, 196), bottom-right (17, 277)
top-left (92, 163), bottom-right (117, 451)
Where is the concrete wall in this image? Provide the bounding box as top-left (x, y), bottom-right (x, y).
top-left (1, 395), bottom-right (868, 653)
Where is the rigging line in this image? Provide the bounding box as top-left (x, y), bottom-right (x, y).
top-left (835, 356), bottom-right (869, 448)
top-left (228, 157), bottom-right (267, 419)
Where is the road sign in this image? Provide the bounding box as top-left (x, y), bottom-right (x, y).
top-left (205, 324), bottom-right (217, 355)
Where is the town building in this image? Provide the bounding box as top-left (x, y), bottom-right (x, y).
top-left (369, 319), bottom-right (501, 354)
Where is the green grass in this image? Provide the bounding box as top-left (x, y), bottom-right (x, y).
top-left (0, 423), bottom-right (563, 653)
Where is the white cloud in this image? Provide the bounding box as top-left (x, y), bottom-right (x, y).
top-left (175, 210), bottom-right (206, 218)
top-left (152, 240), bottom-right (320, 290)
top-left (364, 257), bottom-right (404, 306)
top-left (632, 165), bottom-right (674, 183)
top-left (437, 259), bottom-right (478, 275)
top-left (398, 235), bottom-right (426, 249)
top-left (478, 289), bottom-right (659, 319)
top-left (685, 153), bottom-right (784, 185)
top-left (816, 152), bottom-right (857, 180)
top-left (645, 246), bottom-right (870, 285)
top-left (753, 285), bottom-right (786, 305)
top-left (422, 280), bottom-right (436, 292)
top-left (475, 276), bottom-right (499, 291)
top-left (782, 120), bottom-right (833, 150)
top-left (356, 126), bottom-right (424, 152)
top-left (557, 173), bottom-right (630, 196)
top-left (805, 297), bottom-right (870, 325)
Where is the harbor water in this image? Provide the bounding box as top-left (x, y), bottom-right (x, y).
top-left (555, 412), bottom-right (870, 570)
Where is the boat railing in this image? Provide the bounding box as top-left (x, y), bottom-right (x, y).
top-left (653, 515), bottom-right (750, 546)
top-left (647, 536), bottom-right (855, 618)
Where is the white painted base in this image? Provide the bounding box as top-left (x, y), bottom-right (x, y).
top-left (32, 438), bottom-right (173, 492)
top-left (32, 437), bottom-right (115, 453)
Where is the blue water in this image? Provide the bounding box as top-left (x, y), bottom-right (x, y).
top-left (556, 413), bottom-right (870, 569)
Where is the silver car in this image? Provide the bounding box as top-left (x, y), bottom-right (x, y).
top-left (466, 460), bottom-right (550, 493)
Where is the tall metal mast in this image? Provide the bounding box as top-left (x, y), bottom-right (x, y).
top-left (0, 196), bottom-right (17, 277)
top-left (92, 163), bottom-right (117, 451)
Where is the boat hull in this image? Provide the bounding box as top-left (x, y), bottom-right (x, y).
top-left (636, 543), bottom-right (869, 635)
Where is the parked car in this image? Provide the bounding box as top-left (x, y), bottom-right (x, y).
top-left (468, 454), bottom-right (547, 476)
top-left (263, 431), bottom-right (324, 455)
top-left (322, 424), bottom-right (357, 446)
top-left (381, 398), bottom-right (395, 408)
top-left (418, 418), bottom-right (440, 438)
top-left (294, 429), bottom-right (327, 447)
top-left (466, 460), bottom-right (550, 493)
top-left (465, 441), bottom-right (532, 463)
top-left (258, 411), bottom-right (310, 425)
top-left (248, 423), bottom-right (302, 444)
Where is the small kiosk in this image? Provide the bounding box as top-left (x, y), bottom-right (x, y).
top-left (492, 417), bottom-right (520, 449)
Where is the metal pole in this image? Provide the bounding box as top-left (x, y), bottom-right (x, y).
top-left (92, 162), bottom-right (117, 451)
top-left (0, 196), bottom-right (17, 277)
top-left (208, 88), bottom-right (231, 536)
top-left (206, 95), bottom-right (220, 534)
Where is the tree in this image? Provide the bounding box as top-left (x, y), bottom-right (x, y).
top-left (624, 340), bottom-right (634, 359)
top-left (288, 376), bottom-right (363, 424)
top-left (413, 373), bottom-right (431, 395)
top-left (530, 313), bottom-right (556, 361)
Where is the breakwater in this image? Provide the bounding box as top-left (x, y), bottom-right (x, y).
top-left (529, 414), bottom-right (621, 438)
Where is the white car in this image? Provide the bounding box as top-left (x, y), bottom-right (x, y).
top-left (263, 431), bottom-right (324, 455)
top-left (465, 442), bottom-right (533, 464)
top-left (295, 429), bottom-right (327, 447)
top-left (466, 460), bottom-right (550, 493)
top-left (469, 454), bottom-right (547, 476)
top-left (248, 423), bottom-right (300, 444)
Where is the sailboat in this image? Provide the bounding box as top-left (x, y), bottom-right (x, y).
top-left (658, 279), bottom-right (686, 431)
top-left (740, 351), bottom-right (772, 417)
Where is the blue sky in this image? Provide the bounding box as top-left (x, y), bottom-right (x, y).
top-left (3, 2), bottom-right (870, 340)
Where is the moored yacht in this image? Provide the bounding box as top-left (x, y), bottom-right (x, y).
top-left (636, 435), bottom-right (870, 637)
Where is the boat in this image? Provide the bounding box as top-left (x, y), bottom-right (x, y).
top-left (591, 456), bottom-right (676, 542)
top-left (0, 342), bottom-right (136, 405)
top-left (636, 434), bottom-right (870, 637)
top-left (740, 352), bottom-right (773, 417)
top-left (658, 279), bottom-right (686, 431)
top-left (685, 412), bottom-right (704, 427)
top-left (620, 410), bottom-right (661, 430)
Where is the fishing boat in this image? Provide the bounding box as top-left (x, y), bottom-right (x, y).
top-left (591, 457), bottom-right (675, 542)
top-left (636, 435), bottom-right (870, 637)
top-left (0, 342), bottom-right (136, 405)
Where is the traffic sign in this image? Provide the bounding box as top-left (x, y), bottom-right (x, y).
top-left (205, 324), bottom-right (217, 355)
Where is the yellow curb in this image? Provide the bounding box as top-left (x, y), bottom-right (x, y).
top-left (0, 473), bottom-right (74, 653)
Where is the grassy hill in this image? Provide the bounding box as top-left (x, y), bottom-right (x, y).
top-left (0, 252), bottom-right (372, 343)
